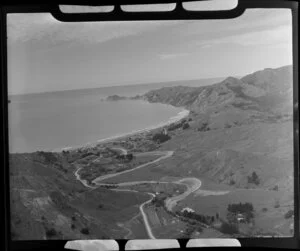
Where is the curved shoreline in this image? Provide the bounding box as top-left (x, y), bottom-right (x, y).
top-left (57, 108), bottom-right (189, 153)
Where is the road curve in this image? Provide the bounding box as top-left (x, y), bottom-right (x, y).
top-left (139, 193), bottom-right (156, 239)
top-left (165, 178), bottom-right (202, 211)
top-left (74, 167), bottom-right (95, 189)
top-left (74, 149), bottom-right (201, 239)
top-left (92, 151), bottom-right (173, 185)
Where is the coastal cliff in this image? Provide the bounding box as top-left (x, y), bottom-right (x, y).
top-left (106, 65), bottom-right (293, 116)
top-left (142, 65), bottom-right (293, 114)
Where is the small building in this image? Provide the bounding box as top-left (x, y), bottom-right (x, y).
top-left (236, 213), bottom-right (246, 223)
top-left (181, 207), bottom-right (195, 213)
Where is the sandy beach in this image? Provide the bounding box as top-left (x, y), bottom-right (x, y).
top-left (56, 108), bottom-right (189, 153)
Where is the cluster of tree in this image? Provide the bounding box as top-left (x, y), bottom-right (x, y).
top-left (227, 202), bottom-right (254, 223)
top-left (182, 123), bottom-right (190, 130)
top-left (45, 228), bottom-right (61, 238)
top-left (168, 122), bottom-right (183, 131)
top-left (80, 227), bottom-right (90, 235)
top-left (168, 119), bottom-right (186, 131)
top-left (176, 210), bottom-right (216, 225)
top-left (247, 171), bottom-right (260, 185)
top-left (152, 196), bottom-right (166, 207)
top-left (102, 184), bottom-right (118, 189)
top-left (116, 153), bottom-right (134, 162)
top-left (227, 202), bottom-right (254, 214)
top-left (152, 133), bottom-right (171, 143)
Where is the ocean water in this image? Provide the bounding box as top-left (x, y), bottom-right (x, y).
top-left (8, 87), bottom-right (187, 153)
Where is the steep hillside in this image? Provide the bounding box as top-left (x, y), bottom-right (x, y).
top-left (143, 65), bottom-right (293, 116)
top-left (10, 152), bottom-right (149, 240)
top-left (143, 65), bottom-right (294, 191)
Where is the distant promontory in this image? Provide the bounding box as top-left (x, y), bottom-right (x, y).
top-left (105, 95), bottom-right (128, 101)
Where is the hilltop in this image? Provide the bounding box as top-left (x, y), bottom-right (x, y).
top-left (142, 65), bottom-right (293, 114)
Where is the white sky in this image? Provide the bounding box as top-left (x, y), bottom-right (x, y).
top-left (7, 8), bottom-right (293, 95)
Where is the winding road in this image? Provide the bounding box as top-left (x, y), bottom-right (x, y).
top-left (74, 148), bottom-right (201, 239)
top-left (92, 151), bottom-right (173, 184)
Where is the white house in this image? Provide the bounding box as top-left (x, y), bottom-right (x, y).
top-left (181, 207), bottom-right (195, 213)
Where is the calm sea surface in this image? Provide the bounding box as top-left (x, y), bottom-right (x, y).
top-left (8, 87), bottom-right (186, 153)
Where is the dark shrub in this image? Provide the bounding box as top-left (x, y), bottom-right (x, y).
top-left (247, 171), bottom-right (260, 185)
top-left (182, 123), bottom-right (190, 130)
top-left (152, 133), bottom-right (171, 143)
top-left (46, 228), bottom-right (57, 238)
top-left (168, 122), bottom-right (183, 131)
top-left (71, 216), bottom-right (76, 221)
top-left (273, 185), bottom-right (279, 191)
top-left (71, 224), bottom-right (76, 230)
top-left (219, 222), bottom-right (239, 234)
top-left (80, 228), bottom-right (90, 235)
top-left (284, 210), bottom-right (294, 219)
top-left (126, 153), bottom-right (133, 161)
top-left (227, 202), bottom-right (254, 214)
top-left (229, 179), bottom-right (235, 185)
top-left (188, 118), bottom-right (192, 122)
top-left (262, 208), bottom-right (268, 212)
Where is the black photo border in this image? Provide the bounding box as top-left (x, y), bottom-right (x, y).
top-left (1, 0), bottom-right (299, 250)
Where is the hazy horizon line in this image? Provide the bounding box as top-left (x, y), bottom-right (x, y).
top-left (8, 75), bottom-right (230, 97)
